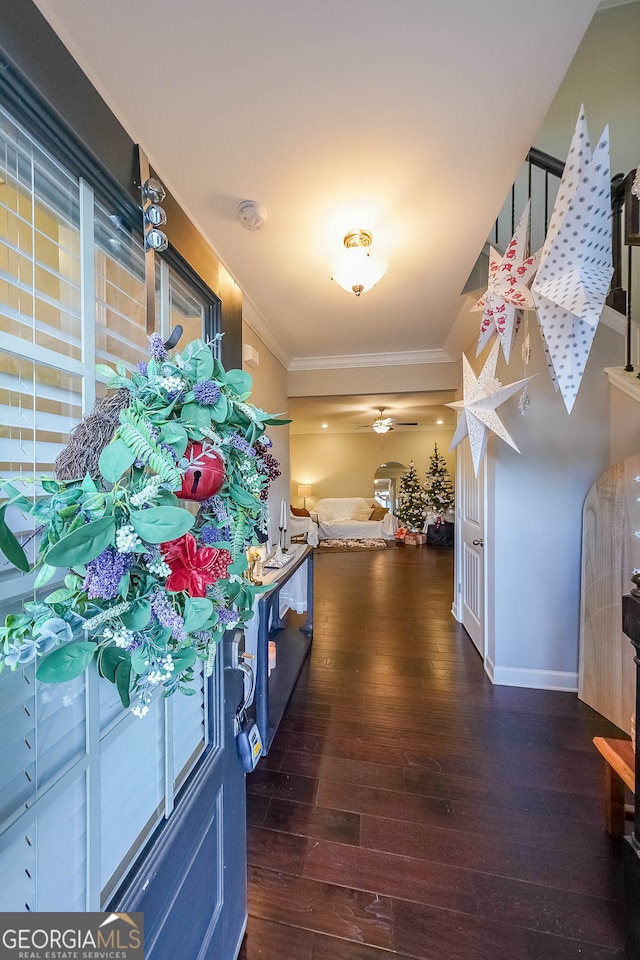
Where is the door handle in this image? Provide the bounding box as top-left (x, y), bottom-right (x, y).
top-left (472, 538), bottom-right (484, 547)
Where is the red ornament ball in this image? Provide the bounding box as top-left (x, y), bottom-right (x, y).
top-left (176, 443), bottom-right (225, 502)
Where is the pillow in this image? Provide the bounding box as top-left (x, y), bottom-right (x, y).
top-left (350, 504), bottom-right (375, 521)
top-left (369, 504), bottom-right (389, 521)
top-left (291, 506), bottom-right (310, 517)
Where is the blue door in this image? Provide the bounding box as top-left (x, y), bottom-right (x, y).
top-left (111, 635), bottom-right (247, 960)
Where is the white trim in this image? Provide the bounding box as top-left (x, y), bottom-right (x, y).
top-left (485, 654), bottom-right (578, 692)
top-left (600, 303), bottom-right (627, 336)
top-left (242, 298), bottom-right (291, 370)
top-left (597, 0), bottom-right (639, 9)
top-left (289, 348), bottom-right (455, 371)
top-left (605, 366), bottom-right (640, 402)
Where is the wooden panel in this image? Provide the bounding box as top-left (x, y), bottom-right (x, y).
top-left (579, 456), bottom-right (638, 732)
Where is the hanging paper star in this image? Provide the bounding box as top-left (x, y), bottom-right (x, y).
top-left (472, 201), bottom-right (540, 363)
top-left (447, 340), bottom-right (535, 476)
top-left (531, 105), bottom-right (613, 414)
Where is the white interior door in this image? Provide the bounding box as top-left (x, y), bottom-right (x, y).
top-left (458, 441), bottom-right (486, 656)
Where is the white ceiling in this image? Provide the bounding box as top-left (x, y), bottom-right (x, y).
top-left (31, 0), bottom-right (602, 371)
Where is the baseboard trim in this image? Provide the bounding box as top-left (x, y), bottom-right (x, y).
top-left (485, 655), bottom-right (578, 692)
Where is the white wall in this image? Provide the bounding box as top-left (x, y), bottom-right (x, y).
top-left (480, 317), bottom-right (624, 686)
top-left (290, 428), bottom-right (455, 508)
top-left (242, 321), bottom-right (290, 547)
top-left (534, 2), bottom-right (640, 177)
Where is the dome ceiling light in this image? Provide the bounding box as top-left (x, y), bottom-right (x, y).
top-left (331, 229), bottom-right (388, 297)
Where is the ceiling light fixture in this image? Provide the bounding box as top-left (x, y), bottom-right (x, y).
top-left (372, 407), bottom-right (393, 434)
top-left (331, 229), bottom-right (388, 297)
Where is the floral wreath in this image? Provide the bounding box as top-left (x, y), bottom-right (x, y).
top-left (0, 335), bottom-right (285, 717)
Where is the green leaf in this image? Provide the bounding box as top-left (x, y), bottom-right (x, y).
top-left (262, 416), bottom-right (292, 426)
top-left (44, 588), bottom-right (73, 604)
top-left (228, 554), bottom-right (248, 577)
top-left (0, 505), bottom-right (30, 573)
top-left (171, 648), bottom-right (197, 673)
top-left (115, 659), bottom-right (132, 708)
top-left (81, 473), bottom-right (99, 493)
top-left (181, 402), bottom-right (211, 431)
top-left (155, 489), bottom-right (179, 508)
top-left (116, 360), bottom-right (127, 378)
top-left (95, 363), bottom-right (116, 379)
top-left (225, 369), bottom-right (253, 395)
top-left (160, 422), bottom-right (188, 459)
top-left (183, 597), bottom-right (213, 632)
top-left (229, 483), bottom-right (261, 510)
top-left (130, 646), bottom-right (149, 675)
top-left (41, 478), bottom-right (61, 493)
top-left (210, 394), bottom-right (229, 424)
top-left (45, 516), bottom-right (116, 567)
top-left (212, 357), bottom-right (226, 381)
top-left (36, 641), bottom-right (96, 683)
top-left (183, 340), bottom-right (214, 381)
top-left (34, 563), bottom-right (57, 588)
top-left (99, 439), bottom-right (137, 484)
top-left (98, 645), bottom-right (130, 683)
top-left (120, 599), bottom-right (151, 630)
top-left (129, 506), bottom-right (194, 544)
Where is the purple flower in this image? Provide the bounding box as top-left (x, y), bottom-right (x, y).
top-left (83, 548), bottom-right (134, 600)
top-left (256, 435), bottom-right (273, 449)
top-left (148, 332), bottom-right (168, 361)
top-left (203, 496), bottom-right (229, 524)
top-left (159, 442), bottom-right (179, 463)
top-left (136, 361), bottom-right (148, 376)
top-left (193, 380), bottom-right (222, 406)
top-left (229, 433), bottom-right (255, 457)
top-left (150, 589), bottom-right (187, 642)
top-left (125, 633), bottom-right (143, 653)
top-left (200, 524), bottom-right (223, 545)
top-left (218, 608), bottom-right (239, 627)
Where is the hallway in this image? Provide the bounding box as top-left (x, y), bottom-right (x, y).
top-left (241, 545), bottom-right (626, 959)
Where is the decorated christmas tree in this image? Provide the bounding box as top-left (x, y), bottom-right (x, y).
top-left (396, 460), bottom-right (427, 530)
top-left (424, 443), bottom-right (455, 518)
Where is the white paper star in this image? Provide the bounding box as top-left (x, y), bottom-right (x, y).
top-left (473, 201), bottom-right (540, 362)
top-left (447, 340), bottom-right (535, 476)
top-left (532, 106), bottom-right (613, 414)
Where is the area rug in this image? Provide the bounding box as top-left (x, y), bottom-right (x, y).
top-left (316, 538), bottom-right (393, 552)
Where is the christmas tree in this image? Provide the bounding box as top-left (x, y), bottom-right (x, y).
top-left (396, 460), bottom-right (427, 530)
top-left (424, 443), bottom-right (455, 518)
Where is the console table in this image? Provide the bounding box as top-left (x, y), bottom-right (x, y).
top-left (253, 545), bottom-right (314, 754)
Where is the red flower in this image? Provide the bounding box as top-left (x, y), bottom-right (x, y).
top-left (162, 533), bottom-right (232, 598)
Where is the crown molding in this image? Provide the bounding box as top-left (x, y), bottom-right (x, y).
top-left (288, 348), bottom-right (456, 372)
top-left (597, 0), bottom-right (640, 9)
top-left (241, 298), bottom-right (292, 370)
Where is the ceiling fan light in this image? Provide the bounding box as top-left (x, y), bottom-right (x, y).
top-left (372, 419), bottom-right (391, 434)
top-left (331, 230), bottom-right (388, 296)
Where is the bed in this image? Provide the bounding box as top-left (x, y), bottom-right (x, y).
top-left (313, 497), bottom-right (397, 540)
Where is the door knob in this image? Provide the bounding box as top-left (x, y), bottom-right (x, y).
top-left (472, 538), bottom-right (484, 547)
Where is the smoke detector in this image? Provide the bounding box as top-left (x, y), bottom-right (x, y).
top-left (237, 200), bottom-right (268, 231)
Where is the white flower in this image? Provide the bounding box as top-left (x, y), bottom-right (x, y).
top-left (157, 375), bottom-right (184, 393)
top-left (130, 479), bottom-right (162, 508)
top-left (147, 555), bottom-right (171, 578)
top-left (116, 523), bottom-right (141, 553)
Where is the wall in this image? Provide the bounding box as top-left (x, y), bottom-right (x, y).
top-left (480, 317), bottom-right (624, 686)
top-left (534, 2), bottom-right (640, 176)
top-left (290, 428), bottom-right (454, 508)
top-left (242, 320), bottom-right (290, 547)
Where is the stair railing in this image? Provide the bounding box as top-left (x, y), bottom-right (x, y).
top-left (492, 150), bottom-right (638, 371)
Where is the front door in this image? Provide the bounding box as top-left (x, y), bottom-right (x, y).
top-left (457, 440), bottom-right (486, 656)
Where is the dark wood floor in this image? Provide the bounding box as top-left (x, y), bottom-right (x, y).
top-left (239, 544), bottom-right (627, 960)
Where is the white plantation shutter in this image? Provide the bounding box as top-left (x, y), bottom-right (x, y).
top-left (0, 101), bottom-right (213, 913)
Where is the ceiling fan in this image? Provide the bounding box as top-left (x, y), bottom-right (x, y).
top-left (371, 407), bottom-right (418, 434)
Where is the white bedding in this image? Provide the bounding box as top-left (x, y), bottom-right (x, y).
top-left (314, 497), bottom-right (397, 540)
